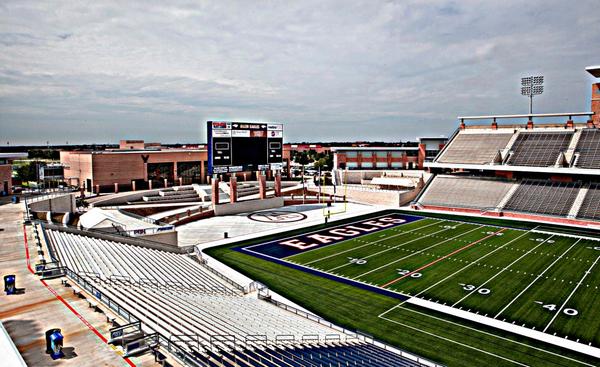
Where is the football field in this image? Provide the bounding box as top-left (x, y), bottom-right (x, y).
top-left (240, 214), bottom-right (600, 352)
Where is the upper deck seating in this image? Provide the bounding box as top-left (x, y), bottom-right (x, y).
top-left (507, 131), bottom-right (573, 167)
top-left (574, 129), bottom-right (600, 169)
top-left (436, 132), bottom-right (513, 164)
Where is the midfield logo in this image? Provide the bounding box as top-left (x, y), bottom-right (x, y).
top-left (248, 211), bottom-right (308, 223)
top-left (279, 216), bottom-right (406, 251)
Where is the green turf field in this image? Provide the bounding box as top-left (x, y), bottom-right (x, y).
top-left (206, 211), bottom-right (600, 367)
top-left (284, 217), bottom-right (600, 346)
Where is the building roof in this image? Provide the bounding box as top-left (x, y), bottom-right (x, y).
top-left (79, 208), bottom-right (161, 230)
top-left (331, 146), bottom-right (419, 152)
top-left (586, 65), bottom-right (600, 78)
top-left (65, 149), bottom-right (206, 155)
top-left (0, 152), bottom-right (28, 159)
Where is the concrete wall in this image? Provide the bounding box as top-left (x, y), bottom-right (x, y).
top-left (593, 83), bottom-right (600, 127)
top-left (214, 197), bottom-right (284, 216)
top-left (140, 231), bottom-right (179, 247)
top-left (61, 151), bottom-right (92, 188)
top-left (320, 186), bottom-right (419, 206)
top-left (43, 222), bottom-right (186, 253)
top-left (29, 194), bottom-right (76, 213)
top-left (89, 189), bottom-right (163, 207)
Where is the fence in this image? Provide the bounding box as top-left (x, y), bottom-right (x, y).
top-left (259, 289), bottom-right (445, 367)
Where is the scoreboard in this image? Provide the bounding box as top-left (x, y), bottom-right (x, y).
top-left (207, 121), bottom-right (283, 175)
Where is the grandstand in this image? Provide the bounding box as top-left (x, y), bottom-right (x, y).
top-left (436, 132), bottom-right (513, 164)
top-left (507, 131), bottom-right (574, 167)
top-left (417, 107), bottom-right (600, 227)
top-left (574, 128), bottom-right (600, 169)
top-left (418, 175), bottom-right (515, 210)
top-left (502, 179), bottom-right (580, 217)
top-left (38, 224), bottom-right (432, 367)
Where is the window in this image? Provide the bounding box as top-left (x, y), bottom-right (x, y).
top-left (391, 152), bottom-right (403, 158)
top-left (361, 162), bottom-right (373, 168)
top-left (346, 162), bottom-right (358, 169)
top-left (376, 151), bottom-right (387, 158)
top-left (177, 161), bottom-right (201, 184)
top-left (391, 162), bottom-right (404, 168)
top-left (345, 151), bottom-right (358, 158)
top-left (361, 151), bottom-right (373, 158)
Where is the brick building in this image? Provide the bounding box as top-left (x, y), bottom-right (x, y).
top-left (61, 141), bottom-right (208, 193)
top-left (0, 152), bottom-right (28, 195)
top-left (332, 147), bottom-right (424, 170)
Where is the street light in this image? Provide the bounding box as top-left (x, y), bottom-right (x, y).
top-left (521, 75), bottom-right (544, 114)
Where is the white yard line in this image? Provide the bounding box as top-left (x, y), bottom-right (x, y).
top-left (495, 238), bottom-right (581, 318)
top-left (379, 315), bottom-right (529, 366)
top-left (300, 219), bottom-right (444, 265)
top-left (326, 223), bottom-right (468, 273)
top-left (415, 231), bottom-right (532, 300)
top-left (452, 235), bottom-right (555, 307)
top-left (352, 225), bottom-right (484, 279)
top-left (381, 303), bottom-right (597, 365)
top-left (543, 253), bottom-right (600, 333)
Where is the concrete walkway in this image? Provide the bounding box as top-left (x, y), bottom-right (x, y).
top-left (0, 202), bottom-right (138, 366)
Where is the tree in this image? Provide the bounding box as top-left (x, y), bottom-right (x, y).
top-left (15, 161), bottom-right (41, 182)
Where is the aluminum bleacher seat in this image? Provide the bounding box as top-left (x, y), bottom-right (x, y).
top-left (436, 132), bottom-right (513, 164)
top-left (574, 129), bottom-right (600, 169)
top-left (45, 230), bottom-right (234, 293)
top-left (44, 227), bottom-right (433, 367)
top-left (503, 179), bottom-right (580, 217)
top-left (576, 183), bottom-right (600, 220)
top-left (507, 131), bottom-right (573, 167)
top-left (419, 175), bottom-right (515, 210)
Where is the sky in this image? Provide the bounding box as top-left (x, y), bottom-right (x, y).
top-left (0, 1), bottom-right (599, 145)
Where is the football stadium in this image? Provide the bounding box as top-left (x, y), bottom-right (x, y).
top-left (2, 3), bottom-right (600, 367)
top-left (1, 65), bottom-right (599, 367)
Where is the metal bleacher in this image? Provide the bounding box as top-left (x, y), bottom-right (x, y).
top-left (576, 183), bottom-right (600, 220)
top-left (574, 129), bottom-right (600, 169)
top-left (507, 131), bottom-right (574, 167)
top-left (42, 227), bottom-right (434, 367)
top-left (419, 175), bottom-right (515, 210)
top-left (503, 179), bottom-right (581, 217)
top-left (436, 132), bottom-right (513, 164)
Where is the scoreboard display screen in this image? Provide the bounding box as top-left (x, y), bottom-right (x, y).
top-left (207, 121), bottom-right (283, 174)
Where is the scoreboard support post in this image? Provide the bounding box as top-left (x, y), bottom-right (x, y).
top-left (258, 172), bottom-right (267, 199)
top-left (274, 173), bottom-right (282, 197)
top-left (229, 176), bottom-right (238, 203)
top-left (211, 177), bottom-right (220, 206)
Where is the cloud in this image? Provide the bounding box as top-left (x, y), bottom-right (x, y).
top-left (0, 0), bottom-right (599, 145)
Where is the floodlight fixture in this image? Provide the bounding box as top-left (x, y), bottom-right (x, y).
top-left (521, 75), bottom-right (544, 114)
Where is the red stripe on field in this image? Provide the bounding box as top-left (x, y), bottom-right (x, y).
top-left (382, 228), bottom-right (506, 288)
top-left (22, 224), bottom-right (136, 367)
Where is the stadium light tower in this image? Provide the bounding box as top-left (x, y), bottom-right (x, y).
top-left (521, 75), bottom-right (544, 114)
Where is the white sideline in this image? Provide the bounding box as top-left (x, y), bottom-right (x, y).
top-left (407, 297), bottom-right (600, 359)
top-left (531, 229), bottom-right (600, 242)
